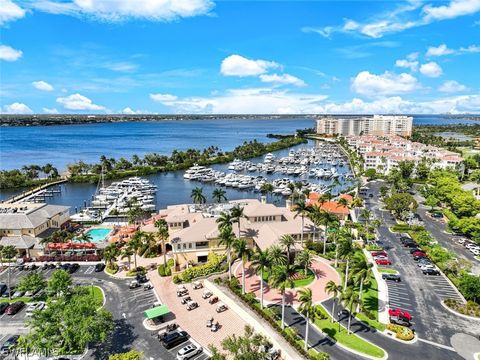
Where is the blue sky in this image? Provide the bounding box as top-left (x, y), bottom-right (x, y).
top-left (1, 0), bottom-right (479, 114)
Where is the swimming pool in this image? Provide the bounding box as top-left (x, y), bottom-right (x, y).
top-left (85, 228), bottom-right (111, 243)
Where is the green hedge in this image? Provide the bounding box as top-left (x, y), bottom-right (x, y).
top-left (158, 259), bottom-right (174, 277)
top-left (176, 253), bottom-right (226, 283)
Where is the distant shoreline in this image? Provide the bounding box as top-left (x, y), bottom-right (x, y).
top-left (1, 114), bottom-right (479, 127)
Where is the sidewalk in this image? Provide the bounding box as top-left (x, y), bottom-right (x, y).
top-left (363, 249), bottom-right (389, 323)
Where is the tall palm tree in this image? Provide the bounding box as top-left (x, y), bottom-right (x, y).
top-left (337, 197), bottom-right (349, 208)
top-left (231, 205), bottom-right (245, 239)
top-left (279, 234), bottom-right (295, 264)
top-left (233, 238), bottom-right (252, 294)
top-left (128, 231), bottom-right (144, 269)
top-left (307, 205), bottom-right (322, 242)
top-left (269, 265), bottom-right (294, 330)
top-left (216, 211), bottom-right (233, 232)
top-left (325, 280), bottom-right (341, 323)
top-left (121, 247), bottom-right (134, 269)
top-left (155, 219), bottom-right (169, 269)
top-left (268, 245), bottom-right (287, 267)
top-left (191, 187), bottom-right (206, 205)
top-left (103, 244), bottom-right (119, 268)
top-left (78, 232), bottom-right (92, 244)
top-left (342, 288), bottom-right (360, 334)
top-left (218, 225), bottom-right (236, 280)
top-left (337, 237), bottom-right (354, 290)
top-left (260, 182), bottom-right (274, 203)
top-left (142, 232), bottom-right (157, 256)
top-left (360, 209), bottom-right (373, 243)
top-left (293, 199), bottom-right (310, 246)
top-left (351, 252), bottom-right (373, 312)
top-left (295, 249), bottom-right (315, 276)
top-left (212, 188), bottom-right (227, 203)
top-left (298, 288), bottom-right (318, 351)
top-left (251, 248), bottom-right (271, 309)
top-left (319, 210), bottom-right (339, 255)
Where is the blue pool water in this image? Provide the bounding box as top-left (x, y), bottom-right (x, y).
top-left (85, 228), bottom-right (111, 243)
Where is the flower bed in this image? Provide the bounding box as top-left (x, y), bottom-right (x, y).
top-left (386, 324), bottom-right (414, 341)
top-left (444, 299), bottom-right (480, 318)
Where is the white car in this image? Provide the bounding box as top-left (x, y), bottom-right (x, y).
top-left (176, 344), bottom-right (202, 360)
top-left (456, 238), bottom-right (466, 245)
top-left (471, 248), bottom-right (480, 256)
top-left (420, 264), bottom-right (435, 271)
top-left (26, 302), bottom-right (45, 316)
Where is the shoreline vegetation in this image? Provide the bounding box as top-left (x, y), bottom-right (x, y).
top-left (1, 134), bottom-right (308, 190)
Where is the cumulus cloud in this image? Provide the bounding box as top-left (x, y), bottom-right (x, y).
top-left (1, 102), bottom-right (33, 114)
top-left (395, 58), bottom-right (418, 72)
top-left (122, 107), bottom-right (149, 114)
top-left (426, 44), bottom-right (454, 57)
top-left (32, 80), bottom-right (54, 91)
top-left (351, 71), bottom-right (420, 97)
top-left (0, 44), bottom-right (22, 61)
top-left (220, 55), bottom-right (279, 77)
top-left (438, 80), bottom-right (468, 93)
top-left (150, 93), bottom-right (178, 102)
top-left (0, 0), bottom-right (26, 26)
top-left (423, 0), bottom-right (480, 21)
top-left (419, 61), bottom-right (443, 77)
top-left (259, 73), bottom-right (306, 87)
top-left (30, 0), bottom-right (214, 22)
top-left (43, 107), bottom-right (59, 114)
top-left (56, 93), bottom-right (106, 111)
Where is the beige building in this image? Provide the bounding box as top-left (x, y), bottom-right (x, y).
top-left (0, 202), bottom-right (70, 257)
top-left (142, 199), bottom-right (315, 267)
top-left (316, 115), bottom-right (413, 137)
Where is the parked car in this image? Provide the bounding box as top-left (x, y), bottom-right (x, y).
top-left (25, 288), bottom-right (40, 297)
top-left (61, 263), bottom-right (71, 271)
top-left (192, 281), bottom-right (203, 289)
top-left (371, 251), bottom-right (388, 257)
top-left (216, 303), bottom-right (228, 313)
top-left (373, 255), bottom-right (389, 260)
top-left (456, 238), bottom-right (466, 245)
top-left (95, 263), bottom-right (106, 272)
top-left (413, 255), bottom-right (428, 261)
top-left (176, 344), bottom-right (202, 360)
top-left (420, 264), bottom-right (435, 271)
top-left (399, 236), bottom-right (412, 244)
top-left (177, 285), bottom-right (188, 297)
top-left (472, 248), bottom-right (480, 256)
top-left (412, 251), bottom-right (426, 257)
top-left (12, 290), bottom-right (25, 298)
top-left (69, 263), bottom-right (80, 273)
top-left (423, 268), bottom-right (440, 275)
top-left (0, 303), bottom-right (9, 314)
top-left (430, 211), bottom-right (443, 218)
top-left (136, 274), bottom-right (148, 283)
top-left (0, 335), bottom-right (19, 355)
top-left (404, 241), bottom-right (419, 248)
top-left (202, 290), bottom-right (213, 299)
top-left (2, 287), bottom-right (15, 298)
top-left (161, 331), bottom-right (189, 349)
top-left (417, 258), bottom-right (432, 267)
top-left (390, 315), bottom-right (411, 327)
top-left (382, 273), bottom-right (401, 282)
top-left (0, 283), bottom-right (7, 296)
top-left (180, 296), bottom-right (192, 305)
top-left (186, 300), bottom-right (198, 310)
top-left (375, 259), bottom-right (392, 265)
top-left (388, 308), bottom-right (412, 321)
top-left (129, 280), bottom-right (141, 289)
top-left (5, 301), bottom-right (25, 315)
top-left (26, 302), bottom-right (45, 316)
top-left (209, 296), bottom-right (219, 304)
top-left (409, 248), bottom-right (422, 254)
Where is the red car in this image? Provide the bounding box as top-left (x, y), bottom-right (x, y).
top-left (412, 251), bottom-right (426, 257)
top-left (5, 301), bottom-right (24, 315)
top-left (375, 259), bottom-right (392, 265)
top-left (371, 251), bottom-right (387, 257)
top-left (388, 308), bottom-right (412, 321)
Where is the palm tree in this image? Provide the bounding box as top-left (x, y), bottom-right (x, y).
top-left (337, 237), bottom-right (354, 290)
top-left (298, 288), bottom-right (318, 351)
top-left (319, 210), bottom-right (339, 255)
top-left (155, 219), bottom-right (169, 269)
top-left (337, 197), bottom-right (349, 208)
top-left (78, 232), bottom-right (92, 244)
top-left (279, 234), bottom-right (295, 264)
top-left (360, 209), bottom-right (373, 243)
top-left (269, 265), bottom-right (294, 330)
top-left (103, 244), bottom-right (119, 268)
top-left (293, 199), bottom-right (310, 246)
top-left (295, 249), bottom-right (315, 276)
top-left (218, 225), bottom-right (236, 280)
top-left (342, 288), bottom-right (360, 334)
top-left (268, 245), bottom-right (287, 267)
top-left (191, 187), bottom-right (206, 205)
top-left (307, 205), bottom-right (322, 242)
top-left (216, 211), bottom-right (233, 232)
top-left (212, 188), bottom-right (227, 203)
top-left (251, 248), bottom-right (271, 309)
top-left (233, 238), bottom-right (252, 294)
top-left (231, 205), bottom-right (245, 239)
top-left (142, 232), bottom-right (157, 256)
top-left (121, 247), bottom-right (134, 269)
top-left (260, 183), bottom-right (274, 202)
top-left (351, 252), bottom-right (373, 312)
top-left (128, 231), bottom-right (144, 269)
top-left (325, 280), bottom-right (341, 323)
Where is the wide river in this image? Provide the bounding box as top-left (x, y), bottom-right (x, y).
top-left (0, 115), bottom-right (477, 209)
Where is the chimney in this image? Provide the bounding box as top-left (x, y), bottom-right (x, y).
top-left (260, 195), bottom-right (267, 204)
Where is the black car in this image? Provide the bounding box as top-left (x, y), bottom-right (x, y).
top-left (409, 248), bottom-right (422, 254)
top-left (423, 268), bottom-right (440, 276)
top-left (0, 335), bottom-right (19, 355)
top-left (0, 302), bottom-right (9, 314)
top-left (430, 212), bottom-right (443, 218)
top-left (68, 263), bottom-right (80, 273)
top-left (399, 236), bottom-right (412, 244)
top-left (136, 274), bottom-right (148, 283)
top-left (2, 287), bottom-right (15, 298)
top-left (95, 263), bottom-right (106, 272)
top-left (0, 283), bottom-right (7, 296)
top-left (161, 331), bottom-right (189, 349)
top-left (404, 241), bottom-right (419, 248)
top-left (413, 255), bottom-right (428, 261)
top-left (382, 273), bottom-right (401, 282)
top-left (61, 263), bottom-right (71, 271)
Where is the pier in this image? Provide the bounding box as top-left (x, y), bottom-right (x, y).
top-left (2, 179), bottom-right (68, 204)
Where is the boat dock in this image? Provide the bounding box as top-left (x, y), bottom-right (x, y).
top-left (2, 179), bottom-right (68, 204)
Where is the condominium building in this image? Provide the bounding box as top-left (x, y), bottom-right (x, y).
top-left (316, 115), bottom-right (413, 137)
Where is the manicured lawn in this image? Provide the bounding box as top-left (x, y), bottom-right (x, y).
top-left (377, 267), bottom-right (398, 274)
top-left (85, 286), bottom-right (104, 306)
top-left (358, 272), bottom-right (386, 331)
top-left (0, 296), bottom-right (33, 304)
top-left (314, 305), bottom-right (385, 358)
top-left (262, 267), bottom-right (315, 288)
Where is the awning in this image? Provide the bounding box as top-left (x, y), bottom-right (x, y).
top-left (144, 305), bottom-right (170, 319)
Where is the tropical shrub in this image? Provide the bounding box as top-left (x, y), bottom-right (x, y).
top-left (386, 324), bottom-right (414, 341)
top-left (177, 253), bottom-right (226, 283)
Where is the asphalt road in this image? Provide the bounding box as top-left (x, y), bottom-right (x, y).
top-left (0, 266), bottom-right (208, 360)
top-left (362, 180), bottom-right (480, 351)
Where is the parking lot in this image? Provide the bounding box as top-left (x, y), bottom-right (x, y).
top-left (0, 265), bottom-right (212, 360)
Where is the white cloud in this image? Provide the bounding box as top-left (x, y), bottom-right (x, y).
top-left (423, 0), bottom-right (480, 21)
top-left (406, 52), bottom-right (419, 61)
top-left (32, 80), bottom-right (54, 91)
top-left (220, 54), bottom-right (279, 77)
top-left (122, 107), bottom-right (148, 114)
top-left (103, 61), bottom-right (138, 72)
top-left (0, 44), bottom-right (22, 61)
top-left (259, 73), bottom-right (306, 87)
top-left (438, 80), bottom-right (468, 93)
top-left (426, 44), bottom-right (454, 57)
top-left (419, 61), bottom-right (443, 77)
top-left (351, 71), bottom-right (420, 97)
top-left (395, 59), bottom-right (418, 72)
top-left (43, 107), bottom-right (59, 114)
top-left (150, 93), bottom-right (178, 102)
top-left (1, 102), bottom-right (33, 114)
top-left (459, 44), bottom-right (480, 53)
top-left (0, 0), bottom-right (26, 26)
top-left (30, 0), bottom-right (214, 22)
top-left (56, 93), bottom-right (106, 111)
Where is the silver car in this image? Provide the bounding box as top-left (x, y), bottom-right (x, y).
top-left (176, 344), bottom-right (202, 360)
